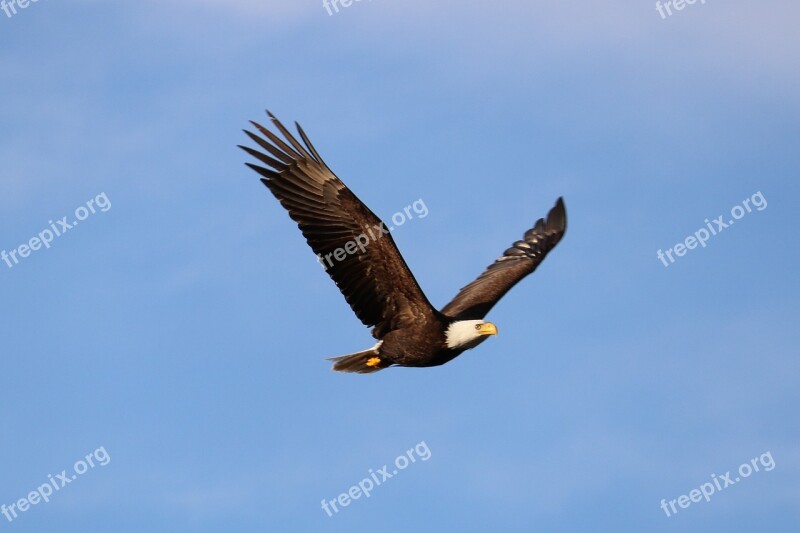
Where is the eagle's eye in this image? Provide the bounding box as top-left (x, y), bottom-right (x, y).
top-left (475, 324), bottom-right (482, 330)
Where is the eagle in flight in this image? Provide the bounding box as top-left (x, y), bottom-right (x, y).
top-left (240, 112), bottom-right (567, 373)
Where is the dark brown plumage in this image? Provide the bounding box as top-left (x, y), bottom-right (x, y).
top-left (240, 111), bottom-right (567, 373)
top-left (440, 198), bottom-right (567, 320)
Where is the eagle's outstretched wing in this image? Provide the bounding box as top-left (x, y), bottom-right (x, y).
top-left (240, 111), bottom-right (438, 337)
top-left (440, 198), bottom-right (567, 320)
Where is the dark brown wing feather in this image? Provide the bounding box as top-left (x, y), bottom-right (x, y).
top-left (239, 111), bottom-right (438, 337)
top-left (440, 198), bottom-right (567, 320)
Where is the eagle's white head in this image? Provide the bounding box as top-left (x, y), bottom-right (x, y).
top-left (445, 320), bottom-right (498, 350)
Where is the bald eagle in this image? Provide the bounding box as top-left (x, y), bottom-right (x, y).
top-left (240, 112), bottom-right (567, 373)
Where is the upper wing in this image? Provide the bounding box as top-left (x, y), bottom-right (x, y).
top-left (440, 198), bottom-right (567, 320)
top-left (239, 111), bottom-right (438, 337)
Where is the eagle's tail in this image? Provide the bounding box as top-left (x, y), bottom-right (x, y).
top-left (327, 345), bottom-right (390, 374)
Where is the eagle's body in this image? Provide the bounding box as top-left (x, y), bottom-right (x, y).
top-left (240, 112), bottom-right (567, 373)
top-left (368, 319), bottom-right (491, 370)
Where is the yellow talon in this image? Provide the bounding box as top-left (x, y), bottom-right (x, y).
top-left (366, 357), bottom-right (382, 367)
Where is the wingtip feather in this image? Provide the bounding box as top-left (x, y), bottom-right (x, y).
top-left (548, 197), bottom-right (567, 233)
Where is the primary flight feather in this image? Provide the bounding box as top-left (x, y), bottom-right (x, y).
top-left (240, 111), bottom-right (567, 373)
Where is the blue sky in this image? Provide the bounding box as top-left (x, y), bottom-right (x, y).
top-left (1, 0), bottom-right (798, 531)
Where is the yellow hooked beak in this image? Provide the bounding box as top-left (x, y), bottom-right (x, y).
top-left (478, 323), bottom-right (498, 336)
